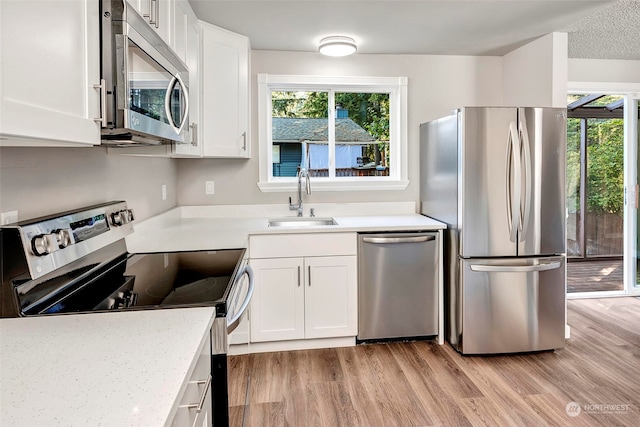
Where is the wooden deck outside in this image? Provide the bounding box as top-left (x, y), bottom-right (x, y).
top-left (567, 259), bottom-right (624, 293)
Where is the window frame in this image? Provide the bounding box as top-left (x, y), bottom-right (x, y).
top-left (257, 74), bottom-right (409, 192)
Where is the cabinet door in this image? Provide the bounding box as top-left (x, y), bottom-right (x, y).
top-left (172, 0), bottom-right (189, 63)
top-left (156, 0), bottom-right (174, 46)
top-left (200, 22), bottom-right (250, 158)
top-left (172, 12), bottom-right (202, 157)
top-left (0, 0), bottom-right (100, 146)
top-left (305, 256), bottom-right (358, 339)
top-left (249, 258), bottom-right (304, 342)
top-left (132, 0), bottom-right (172, 45)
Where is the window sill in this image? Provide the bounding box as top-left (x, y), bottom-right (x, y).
top-left (257, 179), bottom-right (410, 192)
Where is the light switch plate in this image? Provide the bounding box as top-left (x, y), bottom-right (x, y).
top-left (161, 184), bottom-right (167, 201)
top-left (0, 210), bottom-right (18, 225)
top-left (205, 181), bottom-right (215, 195)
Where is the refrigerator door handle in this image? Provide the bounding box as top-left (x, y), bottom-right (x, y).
top-left (518, 114), bottom-right (532, 241)
top-left (506, 121), bottom-right (521, 242)
top-left (470, 261), bottom-right (562, 273)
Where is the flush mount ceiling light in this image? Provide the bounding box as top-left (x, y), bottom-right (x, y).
top-left (318, 36), bottom-right (357, 57)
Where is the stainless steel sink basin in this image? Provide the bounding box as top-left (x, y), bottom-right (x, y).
top-left (268, 217), bottom-right (337, 227)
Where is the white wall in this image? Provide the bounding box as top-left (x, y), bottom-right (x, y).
top-left (176, 51), bottom-right (503, 206)
top-left (568, 58), bottom-right (640, 86)
top-left (2, 40), bottom-right (575, 220)
top-left (502, 32), bottom-right (568, 107)
top-left (0, 147), bottom-right (177, 222)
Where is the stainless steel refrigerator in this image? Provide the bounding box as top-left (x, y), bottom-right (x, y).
top-left (420, 107), bottom-right (566, 354)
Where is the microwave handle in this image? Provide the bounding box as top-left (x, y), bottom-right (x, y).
top-left (164, 73), bottom-right (190, 135)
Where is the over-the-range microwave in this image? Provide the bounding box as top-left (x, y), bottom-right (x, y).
top-left (99, 0), bottom-right (189, 146)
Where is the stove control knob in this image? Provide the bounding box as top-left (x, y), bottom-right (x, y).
top-left (120, 210), bottom-right (130, 224)
top-left (31, 233), bottom-right (59, 256)
top-left (111, 211), bottom-right (123, 226)
top-left (53, 229), bottom-right (73, 249)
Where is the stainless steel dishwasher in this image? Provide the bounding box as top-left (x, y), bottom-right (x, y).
top-left (357, 232), bottom-right (439, 341)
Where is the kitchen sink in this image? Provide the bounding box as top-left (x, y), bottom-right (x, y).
top-left (268, 217), bottom-right (338, 227)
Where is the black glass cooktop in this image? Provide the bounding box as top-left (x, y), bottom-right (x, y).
top-left (17, 248), bottom-right (245, 316)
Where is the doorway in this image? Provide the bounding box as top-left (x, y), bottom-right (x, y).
top-left (566, 93), bottom-right (639, 296)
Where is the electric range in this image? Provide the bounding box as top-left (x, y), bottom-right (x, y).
top-left (0, 201), bottom-right (254, 425)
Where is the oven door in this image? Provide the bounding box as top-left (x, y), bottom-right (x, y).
top-left (210, 259), bottom-right (253, 427)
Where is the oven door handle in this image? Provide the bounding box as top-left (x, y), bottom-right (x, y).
top-left (226, 264), bottom-right (255, 331)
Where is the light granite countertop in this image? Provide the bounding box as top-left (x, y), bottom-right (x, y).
top-left (126, 202), bottom-right (446, 253)
top-left (0, 307), bottom-right (216, 427)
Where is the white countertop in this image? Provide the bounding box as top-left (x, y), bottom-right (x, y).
top-left (126, 202), bottom-right (446, 253)
top-left (0, 307), bottom-right (216, 427)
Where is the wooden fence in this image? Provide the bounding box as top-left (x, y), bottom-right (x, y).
top-left (567, 212), bottom-right (623, 256)
top-left (308, 168), bottom-right (389, 177)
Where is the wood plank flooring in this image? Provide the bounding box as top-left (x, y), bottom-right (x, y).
top-left (228, 298), bottom-right (640, 426)
top-left (567, 260), bottom-right (624, 293)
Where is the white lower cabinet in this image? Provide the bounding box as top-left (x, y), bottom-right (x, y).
top-left (249, 257), bottom-right (304, 342)
top-left (249, 255), bottom-right (357, 343)
top-left (304, 256), bottom-right (357, 339)
top-left (170, 330), bottom-right (212, 427)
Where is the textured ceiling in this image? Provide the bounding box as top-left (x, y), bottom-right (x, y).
top-left (189, 0), bottom-right (638, 60)
top-left (563, 0), bottom-right (640, 60)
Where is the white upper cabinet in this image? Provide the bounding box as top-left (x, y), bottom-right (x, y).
top-left (0, 0), bottom-right (101, 146)
top-left (171, 0), bottom-right (201, 157)
top-left (126, 0), bottom-right (172, 45)
top-left (199, 21), bottom-right (250, 158)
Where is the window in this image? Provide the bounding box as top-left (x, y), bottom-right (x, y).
top-left (257, 74), bottom-right (408, 191)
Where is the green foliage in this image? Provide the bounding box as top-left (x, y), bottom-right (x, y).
top-left (566, 117), bottom-right (624, 215)
top-left (271, 90), bottom-right (391, 165)
top-left (271, 91), bottom-right (389, 141)
top-left (566, 118), bottom-right (581, 213)
top-left (272, 92), bottom-right (306, 117)
top-left (586, 119), bottom-right (624, 214)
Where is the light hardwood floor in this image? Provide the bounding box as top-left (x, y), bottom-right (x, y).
top-left (228, 298), bottom-right (640, 426)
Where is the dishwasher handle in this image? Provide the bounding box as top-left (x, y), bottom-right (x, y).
top-left (361, 235), bottom-right (436, 244)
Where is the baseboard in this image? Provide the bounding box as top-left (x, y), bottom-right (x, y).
top-left (228, 336), bottom-right (356, 355)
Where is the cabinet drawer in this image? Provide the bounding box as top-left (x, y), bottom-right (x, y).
top-left (250, 233), bottom-right (356, 258)
top-left (171, 332), bottom-right (212, 426)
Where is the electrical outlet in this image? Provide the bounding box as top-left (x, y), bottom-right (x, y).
top-left (162, 184), bottom-right (167, 201)
top-left (205, 181), bottom-right (215, 195)
top-left (0, 210), bottom-right (18, 225)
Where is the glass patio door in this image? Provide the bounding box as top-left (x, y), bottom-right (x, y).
top-left (627, 97), bottom-right (640, 294)
top-left (566, 94), bottom-right (626, 294)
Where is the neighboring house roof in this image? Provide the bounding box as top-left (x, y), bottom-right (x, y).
top-left (272, 117), bottom-right (376, 144)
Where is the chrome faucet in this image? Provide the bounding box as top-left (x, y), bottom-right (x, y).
top-left (289, 168), bottom-right (311, 216)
